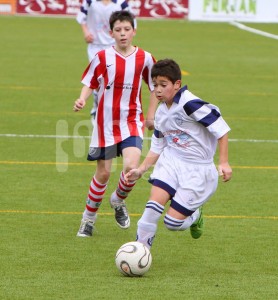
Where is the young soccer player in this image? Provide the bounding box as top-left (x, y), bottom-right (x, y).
top-left (73, 11), bottom-right (158, 237)
top-left (76, 0), bottom-right (134, 119)
top-left (125, 59), bottom-right (232, 249)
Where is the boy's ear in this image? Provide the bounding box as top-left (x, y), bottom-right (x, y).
top-left (174, 80), bottom-right (182, 89)
top-left (109, 30), bottom-right (113, 38)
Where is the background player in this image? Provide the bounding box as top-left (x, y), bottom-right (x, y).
top-left (125, 58), bottom-right (232, 249)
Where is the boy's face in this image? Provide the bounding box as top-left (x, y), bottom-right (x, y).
top-left (152, 76), bottom-right (181, 104)
top-left (110, 20), bottom-right (136, 49)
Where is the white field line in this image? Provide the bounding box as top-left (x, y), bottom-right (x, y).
top-left (0, 133), bottom-right (278, 143)
top-left (230, 21), bottom-right (278, 40)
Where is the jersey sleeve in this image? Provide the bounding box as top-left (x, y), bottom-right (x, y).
top-left (81, 54), bottom-right (102, 89)
top-left (119, 0), bottom-right (129, 10)
top-left (208, 116), bottom-right (230, 139)
top-left (183, 99), bottom-right (231, 139)
top-left (76, 0), bottom-right (89, 24)
top-left (150, 129), bottom-right (166, 154)
top-left (142, 53), bottom-right (156, 91)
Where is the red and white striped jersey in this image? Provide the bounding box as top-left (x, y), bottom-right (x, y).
top-left (81, 46), bottom-right (156, 147)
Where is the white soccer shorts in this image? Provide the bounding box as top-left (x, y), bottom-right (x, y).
top-left (149, 152), bottom-right (219, 212)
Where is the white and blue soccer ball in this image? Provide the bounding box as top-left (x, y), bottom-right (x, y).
top-left (115, 241), bottom-right (152, 277)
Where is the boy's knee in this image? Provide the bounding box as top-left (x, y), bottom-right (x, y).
top-left (124, 161), bottom-right (140, 173)
top-left (96, 170), bottom-right (110, 183)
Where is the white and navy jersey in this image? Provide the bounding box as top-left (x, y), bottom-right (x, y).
top-left (76, 0), bottom-right (131, 47)
top-left (82, 46), bottom-right (156, 147)
top-left (150, 85), bottom-right (231, 163)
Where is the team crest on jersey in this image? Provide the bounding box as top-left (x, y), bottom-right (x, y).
top-left (175, 118), bottom-right (185, 126)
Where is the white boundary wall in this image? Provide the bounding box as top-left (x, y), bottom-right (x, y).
top-left (188, 0), bottom-right (278, 23)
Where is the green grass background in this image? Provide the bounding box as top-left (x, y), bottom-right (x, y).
top-left (0, 16), bottom-right (277, 299)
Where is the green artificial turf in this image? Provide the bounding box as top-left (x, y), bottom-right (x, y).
top-left (0, 16), bottom-right (277, 300)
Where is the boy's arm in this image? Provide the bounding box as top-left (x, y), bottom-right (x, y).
top-left (81, 23), bottom-right (94, 44)
top-left (73, 85), bottom-right (93, 112)
top-left (145, 91), bottom-right (159, 130)
top-left (218, 133), bottom-right (232, 182)
top-left (125, 150), bottom-right (160, 183)
top-left (76, 0), bottom-right (93, 43)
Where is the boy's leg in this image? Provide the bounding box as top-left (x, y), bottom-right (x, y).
top-left (166, 162), bottom-right (218, 239)
top-left (164, 203), bottom-right (203, 239)
top-left (109, 171), bottom-right (134, 229)
top-left (137, 186), bottom-right (170, 249)
top-left (77, 159), bottom-right (112, 237)
top-left (110, 145), bottom-right (141, 229)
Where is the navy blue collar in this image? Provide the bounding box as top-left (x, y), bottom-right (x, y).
top-left (173, 85), bottom-right (188, 103)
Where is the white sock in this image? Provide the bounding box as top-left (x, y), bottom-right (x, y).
top-left (136, 200), bottom-right (164, 249)
top-left (164, 208), bottom-right (200, 231)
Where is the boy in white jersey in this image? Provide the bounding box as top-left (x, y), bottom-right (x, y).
top-left (76, 0), bottom-right (133, 119)
top-left (73, 11), bottom-right (158, 237)
top-left (125, 59), bottom-right (232, 249)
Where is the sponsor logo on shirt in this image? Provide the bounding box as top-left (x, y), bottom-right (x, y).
top-left (114, 83), bottom-right (138, 90)
top-left (163, 129), bottom-right (190, 149)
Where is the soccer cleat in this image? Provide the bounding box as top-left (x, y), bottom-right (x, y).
top-left (110, 192), bottom-right (130, 229)
top-left (77, 219), bottom-right (95, 237)
top-left (190, 207), bottom-right (204, 239)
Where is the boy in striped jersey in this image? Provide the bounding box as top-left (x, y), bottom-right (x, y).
top-left (73, 11), bottom-right (158, 237)
top-left (76, 0), bottom-right (134, 119)
top-left (125, 59), bottom-right (232, 249)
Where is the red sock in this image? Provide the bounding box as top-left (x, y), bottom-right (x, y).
top-left (115, 171), bottom-right (136, 201)
top-left (83, 176), bottom-right (107, 220)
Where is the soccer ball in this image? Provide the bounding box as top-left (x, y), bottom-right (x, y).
top-left (115, 241), bottom-right (152, 277)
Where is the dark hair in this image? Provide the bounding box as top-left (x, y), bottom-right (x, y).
top-left (109, 10), bottom-right (135, 30)
top-left (151, 59), bottom-right (181, 84)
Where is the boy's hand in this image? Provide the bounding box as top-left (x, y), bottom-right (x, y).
top-left (73, 98), bottom-right (86, 112)
top-left (84, 33), bottom-right (94, 44)
top-left (218, 163), bottom-right (232, 182)
top-left (124, 169), bottom-right (142, 184)
top-left (145, 118), bottom-right (155, 130)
